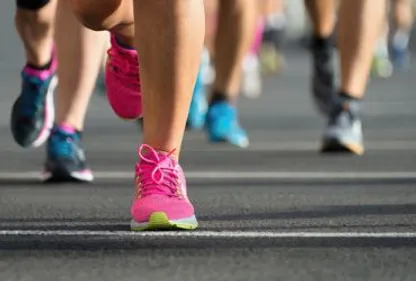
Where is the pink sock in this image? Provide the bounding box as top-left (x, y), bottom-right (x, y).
top-left (23, 54), bottom-right (57, 81)
top-left (58, 122), bottom-right (76, 134)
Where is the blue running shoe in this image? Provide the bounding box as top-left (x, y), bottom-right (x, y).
top-left (391, 30), bottom-right (411, 71)
top-left (391, 44), bottom-right (410, 71)
top-left (187, 64), bottom-right (208, 130)
top-left (42, 126), bottom-right (93, 183)
top-left (206, 101), bottom-right (249, 148)
top-left (10, 59), bottom-right (57, 148)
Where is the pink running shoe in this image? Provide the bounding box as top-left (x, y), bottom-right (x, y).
top-left (105, 34), bottom-right (142, 120)
top-left (131, 144), bottom-right (198, 231)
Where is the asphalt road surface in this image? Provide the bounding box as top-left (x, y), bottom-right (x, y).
top-left (0, 2), bottom-right (416, 281)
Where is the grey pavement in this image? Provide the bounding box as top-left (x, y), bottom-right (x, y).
top-left (1, 2), bottom-right (416, 281)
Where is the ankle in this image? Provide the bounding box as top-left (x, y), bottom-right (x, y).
top-left (338, 91), bottom-right (362, 102)
top-left (210, 90), bottom-right (230, 105)
top-left (312, 34), bottom-right (334, 49)
top-left (139, 144), bottom-right (179, 160)
top-left (115, 34), bottom-right (135, 50)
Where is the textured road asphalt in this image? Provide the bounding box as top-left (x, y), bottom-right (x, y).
top-left (1, 2), bottom-right (416, 281)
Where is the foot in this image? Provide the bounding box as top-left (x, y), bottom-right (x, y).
top-left (131, 144), bottom-right (198, 231)
top-left (42, 125), bottom-right (93, 182)
top-left (10, 57), bottom-right (57, 148)
top-left (260, 25), bottom-right (286, 75)
top-left (241, 53), bottom-right (262, 99)
top-left (371, 53), bottom-right (393, 78)
top-left (321, 97), bottom-right (364, 155)
top-left (391, 44), bottom-right (410, 72)
top-left (105, 34), bottom-right (142, 120)
top-left (206, 101), bottom-right (249, 148)
top-left (391, 30), bottom-right (411, 71)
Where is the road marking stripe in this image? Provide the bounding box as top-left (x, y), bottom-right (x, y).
top-left (0, 171), bottom-right (415, 180)
top-left (0, 230), bottom-right (415, 238)
top-left (182, 141), bottom-right (416, 152)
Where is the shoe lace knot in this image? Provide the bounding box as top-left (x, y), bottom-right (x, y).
top-left (135, 144), bottom-right (180, 198)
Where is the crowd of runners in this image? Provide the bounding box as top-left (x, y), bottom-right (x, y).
top-left (9, 0), bottom-right (414, 230)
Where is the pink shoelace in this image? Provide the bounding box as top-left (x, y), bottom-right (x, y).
top-left (107, 47), bottom-right (141, 89)
top-left (135, 144), bottom-right (180, 198)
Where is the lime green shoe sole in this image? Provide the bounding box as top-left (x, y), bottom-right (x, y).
top-left (131, 212), bottom-right (198, 231)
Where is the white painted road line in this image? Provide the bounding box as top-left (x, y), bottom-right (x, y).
top-left (61, 140), bottom-right (416, 152)
top-left (182, 140), bottom-right (416, 152)
top-left (0, 171), bottom-right (415, 180)
top-left (3, 140), bottom-right (415, 153)
top-left (0, 230), bottom-right (415, 238)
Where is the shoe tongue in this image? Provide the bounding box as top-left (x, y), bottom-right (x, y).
top-left (139, 150), bottom-right (179, 194)
top-left (140, 149), bottom-right (176, 168)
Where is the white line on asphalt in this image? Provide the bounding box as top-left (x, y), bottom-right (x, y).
top-left (0, 171), bottom-right (415, 180)
top-left (62, 140), bottom-right (416, 152)
top-left (0, 230), bottom-right (415, 238)
top-left (3, 140), bottom-right (411, 153)
top-left (182, 141), bottom-right (416, 152)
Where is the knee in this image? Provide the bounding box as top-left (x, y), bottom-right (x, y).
top-left (70, 0), bottom-right (121, 31)
top-left (15, 0), bottom-right (54, 26)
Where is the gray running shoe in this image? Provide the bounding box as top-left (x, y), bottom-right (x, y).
top-left (321, 98), bottom-right (364, 155)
